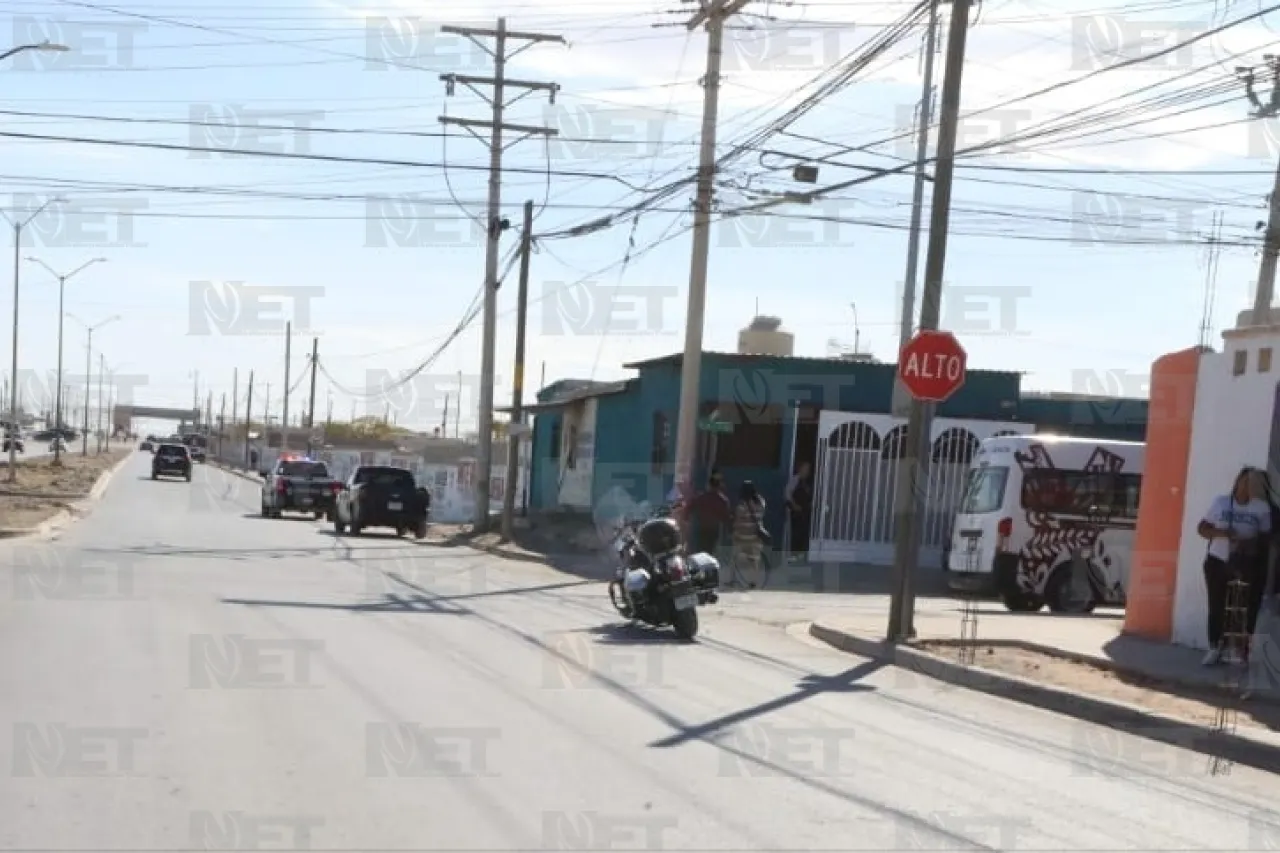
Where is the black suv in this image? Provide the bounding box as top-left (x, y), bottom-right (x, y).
top-left (152, 443), bottom-right (192, 481)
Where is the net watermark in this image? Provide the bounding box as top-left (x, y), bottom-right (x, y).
top-left (188, 104), bottom-right (325, 157)
top-left (1068, 369), bottom-right (1150, 426)
top-left (1245, 117), bottom-right (1280, 162)
top-left (716, 722), bottom-right (856, 776)
top-left (541, 811), bottom-right (678, 850)
top-left (7, 369), bottom-right (150, 413)
top-left (363, 195), bottom-right (487, 248)
top-left (722, 22), bottom-right (853, 72)
top-left (894, 813), bottom-right (1029, 849)
top-left (894, 283), bottom-right (1032, 337)
top-left (11, 723), bottom-right (148, 777)
top-left (365, 723), bottom-right (499, 777)
top-left (1070, 16), bottom-right (1205, 71)
top-left (894, 106), bottom-right (1034, 160)
top-left (716, 367), bottom-right (854, 426)
top-left (542, 631), bottom-right (669, 690)
top-left (1070, 723), bottom-right (1215, 776)
top-left (361, 370), bottom-right (483, 429)
top-left (540, 280), bottom-right (678, 336)
top-left (10, 17), bottom-right (145, 69)
top-left (542, 105), bottom-right (674, 161)
top-left (716, 198), bottom-right (857, 248)
top-left (363, 17), bottom-right (489, 71)
top-left (1070, 194), bottom-right (1210, 246)
top-left (188, 281), bottom-right (324, 337)
top-left (11, 194), bottom-right (146, 248)
top-left (10, 545), bottom-right (139, 601)
top-left (189, 812), bottom-right (325, 851)
top-left (188, 635), bottom-right (325, 689)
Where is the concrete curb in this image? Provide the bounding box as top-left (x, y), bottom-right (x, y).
top-left (0, 451), bottom-right (133, 541)
top-left (209, 460), bottom-right (261, 484)
top-left (808, 622), bottom-right (1280, 777)
top-left (915, 636), bottom-right (1280, 709)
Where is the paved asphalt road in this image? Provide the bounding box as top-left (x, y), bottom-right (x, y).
top-left (1, 454), bottom-right (1278, 851)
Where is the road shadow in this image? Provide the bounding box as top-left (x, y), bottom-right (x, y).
top-left (241, 512), bottom-right (320, 522)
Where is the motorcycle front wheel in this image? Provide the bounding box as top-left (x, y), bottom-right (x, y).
top-left (672, 608), bottom-right (698, 640)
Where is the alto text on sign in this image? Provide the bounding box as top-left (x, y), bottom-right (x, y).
top-left (898, 330), bottom-right (967, 403)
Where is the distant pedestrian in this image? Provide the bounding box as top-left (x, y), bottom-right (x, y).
top-left (1199, 466), bottom-right (1273, 666)
top-left (785, 461), bottom-right (813, 563)
top-left (731, 480), bottom-right (769, 589)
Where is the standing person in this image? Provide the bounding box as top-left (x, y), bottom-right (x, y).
top-left (731, 480), bottom-right (769, 589)
top-left (1199, 466), bottom-right (1274, 665)
top-left (785, 461), bottom-right (813, 563)
top-left (690, 472), bottom-right (731, 558)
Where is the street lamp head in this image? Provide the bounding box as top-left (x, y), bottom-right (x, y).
top-left (36, 41), bottom-right (70, 52)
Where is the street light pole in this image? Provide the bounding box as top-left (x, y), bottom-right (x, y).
top-left (66, 313), bottom-right (120, 456)
top-left (4, 196), bottom-right (63, 481)
top-left (26, 256), bottom-right (107, 464)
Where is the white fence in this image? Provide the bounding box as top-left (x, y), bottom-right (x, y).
top-left (211, 441), bottom-right (528, 525)
top-left (810, 411), bottom-right (1034, 566)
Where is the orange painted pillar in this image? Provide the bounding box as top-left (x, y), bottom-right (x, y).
top-left (1124, 347), bottom-right (1204, 641)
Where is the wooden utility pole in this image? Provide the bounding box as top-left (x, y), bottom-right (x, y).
top-left (305, 338), bottom-right (319, 454)
top-left (671, 0), bottom-right (752, 514)
top-left (439, 17), bottom-right (563, 530)
top-left (281, 321), bottom-right (292, 452)
top-left (887, 0), bottom-right (974, 642)
top-left (501, 200), bottom-right (534, 540)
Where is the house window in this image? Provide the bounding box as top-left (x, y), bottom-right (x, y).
top-left (1261, 347), bottom-right (1273, 373)
top-left (1234, 349), bottom-right (1248, 376)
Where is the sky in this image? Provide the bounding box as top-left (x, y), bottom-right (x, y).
top-left (1, 0), bottom-right (1279, 434)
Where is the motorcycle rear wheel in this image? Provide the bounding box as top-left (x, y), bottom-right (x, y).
top-left (672, 608), bottom-right (698, 640)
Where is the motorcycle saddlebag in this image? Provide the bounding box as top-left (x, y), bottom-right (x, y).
top-left (687, 552), bottom-right (720, 589)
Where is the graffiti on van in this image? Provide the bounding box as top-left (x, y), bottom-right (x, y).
top-left (1012, 444), bottom-right (1132, 601)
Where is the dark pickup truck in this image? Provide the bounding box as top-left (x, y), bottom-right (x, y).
top-left (333, 465), bottom-right (430, 538)
top-left (260, 458), bottom-right (341, 519)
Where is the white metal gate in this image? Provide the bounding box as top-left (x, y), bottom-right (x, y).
top-left (810, 412), bottom-right (1034, 566)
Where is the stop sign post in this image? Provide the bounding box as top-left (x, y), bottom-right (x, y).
top-left (898, 330), bottom-right (967, 402)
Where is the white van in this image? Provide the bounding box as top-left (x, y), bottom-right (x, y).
top-left (946, 434), bottom-right (1144, 614)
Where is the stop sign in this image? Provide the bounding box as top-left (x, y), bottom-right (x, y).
top-left (899, 330), bottom-right (967, 402)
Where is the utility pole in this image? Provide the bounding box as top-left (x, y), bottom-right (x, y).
top-left (671, 0), bottom-right (751, 512)
top-left (217, 393), bottom-right (226, 458)
top-left (230, 368), bottom-right (238, 457)
top-left (502, 200), bottom-right (534, 539)
top-left (281, 321), bottom-right (292, 452)
top-left (891, 0), bottom-right (941, 417)
top-left (104, 370), bottom-right (113, 449)
top-left (192, 370), bottom-right (199, 422)
top-left (439, 17), bottom-right (563, 530)
top-left (81, 328), bottom-right (91, 456)
top-left (244, 370), bottom-right (255, 469)
top-left (264, 383), bottom-right (271, 436)
top-left (306, 338), bottom-right (319, 453)
top-left (455, 371), bottom-right (462, 439)
top-left (1241, 56), bottom-right (1280, 323)
top-left (887, 0), bottom-right (973, 643)
top-left (96, 353), bottom-right (104, 453)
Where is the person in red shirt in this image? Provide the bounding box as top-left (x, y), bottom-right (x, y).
top-left (690, 472), bottom-right (732, 558)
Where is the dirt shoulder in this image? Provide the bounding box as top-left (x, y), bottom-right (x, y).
top-left (914, 639), bottom-right (1280, 734)
top-left (0, 450), bottom-right (131, 532)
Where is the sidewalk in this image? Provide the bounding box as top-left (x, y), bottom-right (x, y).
top-left (809, 599), bottom-right (1280, 775)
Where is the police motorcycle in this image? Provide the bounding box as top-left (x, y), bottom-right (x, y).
top-left (608, 506), bottom-right (721, 640)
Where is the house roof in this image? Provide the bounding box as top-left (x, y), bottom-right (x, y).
top-left (622, 350), bottom-right (1022, 376)
top-left (497, 380), bottom-right (630, 414)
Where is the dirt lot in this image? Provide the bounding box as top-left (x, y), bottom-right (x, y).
top-left (915, 640), bottom-right (1280, 733)
top-left (0, 450), bottom-right (131, 532)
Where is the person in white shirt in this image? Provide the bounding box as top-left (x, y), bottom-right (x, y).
top-left (1198, 467), bottom-right (1275, 666)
